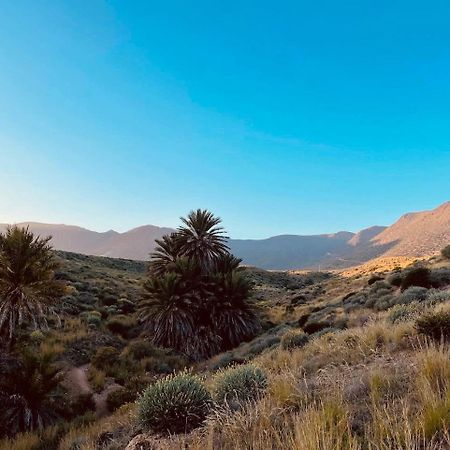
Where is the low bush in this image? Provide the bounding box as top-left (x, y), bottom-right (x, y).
top-left (86, 311), bottom-right (102, 329)
top-left (214, 364), bottom-right (267, 406)
top-left (138, 372), bottom-right (212, 434)
top-left (401, 267), bottom-right (432, 290)
top-left (281, 329), bottom-right (309, 350)
top-left (430, 268), bottom-right (450, 287)
top-left (87, 366), bottom-right (106, 392)
top-left (416, 310), bottom-right (450, 340)
top-left (427, 289), bottom-right (450, 305)
top-left (304, 319), bottom-right (332, 333)
top-left (105, 315), bottom-right (137, 338)
top-left (441, 245), bottom-right (450, 260)
top-left (106, 387), bottom-right (135, 411)
top-left (387, 272), bottom-right (403, 287)
top-left (117, 298), bottom-right (135, 314)
top-left (368, 275), bottom-right (384, 285)
top-left (397, 286), bottom-right (429, 305)
top-left (91, 346), bottom-right (120, 370)
top-left (123, 340), bottom-right (160, 360)
top-left (67, 393), bottom-right (96, 418)
top-left (388, 302), bottom-right (425, 324)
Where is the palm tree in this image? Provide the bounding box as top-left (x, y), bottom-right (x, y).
top-left (177, 209), bottom-right (229, 270)
top-left (214, 253), bottom-right (242, 274)
top-left (0, 350), bottom-right (62, 436)
top-left (149, 233), bottom-right (182, 276)
top-left (212, 271), bottom-right (261, 349)
top-left (140, 271), bottom-right (197, 355)
top-left (0, 226), bottom-right (65, 341)
top-left (141, 210), bottom-right (260, 360)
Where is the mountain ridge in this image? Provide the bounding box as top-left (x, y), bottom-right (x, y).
top-left (1, 201), bottom-right (449, 269)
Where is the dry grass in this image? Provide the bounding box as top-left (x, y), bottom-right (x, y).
top-left (338, 256), bottom-right (419, 278)
top-left (87, 365), bottom-right (106, 392)
top-left (51, 316), bottom-right (450, 450)
top-left (58, 404), bottom-right (136, 450)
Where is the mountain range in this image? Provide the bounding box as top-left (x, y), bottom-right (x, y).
top-left (1, 201), bottom-right (450, 270)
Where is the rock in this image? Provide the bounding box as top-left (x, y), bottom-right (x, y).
top-left (125, 434), bottom-right (162, 450)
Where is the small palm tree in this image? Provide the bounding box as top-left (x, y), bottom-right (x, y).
top-left (212, 271), bottom-right (261, 349)
top-left (140, 271), bottom-right (196, 354)
top-left (149, 233), bottom-right (182, 276)
top-left (0, 226), bottom-right (65, 340)
top-left (177, 209), bottom-right (229, 270)
top-left (0, 350), bottom-right (62, 436)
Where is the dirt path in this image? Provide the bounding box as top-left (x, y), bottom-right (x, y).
top-left (64, 364), bottom-right (121, 418)
top-left (65, 364), bottom-right (92, 396)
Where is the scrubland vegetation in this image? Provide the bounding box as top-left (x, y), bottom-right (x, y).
top-left (2, 212), bottom-right (450, 449)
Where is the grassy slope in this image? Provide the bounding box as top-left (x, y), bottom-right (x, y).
top-left (3, 252), bottom-right (450, 449)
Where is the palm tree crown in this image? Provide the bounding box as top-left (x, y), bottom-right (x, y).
top-left (177, 209), bottom-right (229, 269)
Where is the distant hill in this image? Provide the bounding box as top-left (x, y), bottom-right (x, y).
top-left (0, 222), bottom-right (173, 261)
top-left (2, 201), bottom-right (450, 269)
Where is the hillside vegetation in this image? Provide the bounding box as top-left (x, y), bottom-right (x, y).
top-left (2, 217), bottom-right (450, 449)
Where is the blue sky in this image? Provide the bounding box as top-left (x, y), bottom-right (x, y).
top-left (1, 1), bottom-right (450, 238)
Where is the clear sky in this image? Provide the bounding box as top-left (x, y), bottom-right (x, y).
top-left (1, 1), bottom-right (450, 238)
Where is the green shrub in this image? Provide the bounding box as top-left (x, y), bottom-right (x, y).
top-left (117, 298), bottom-right (135, 314)
top-left (68, 393), bottom-right (96, 417)
top-left (138, 372), bottom-right (212, 434)
top-left (124, 340), bottom-right (160, 360)
top-left (388, 302), bottom-right (425, 324)
top-left (91, 346), bottom-right (120, 370)
top-left (397, 286), bottom-right (429, 304)
top-left (214, 364), bottom-right (267, 406)
top-left (106, 315), bottom-right (137, 338)
top-left (86, 311), bottom-right (102, 329)
top-left (304, 319), bottom-right (332, 333)
top-left (368, 275), bottom-right (383, 285)
top-left (401, 267), bottom-right (432, 291)
top-left (427, 289), bottom-right (450, 305)
top-left (387, 272), bottom-right (403, 287)
top-left (430, 268), bottom-right (450, 287)
top-left (247, 335), bottom-right (280, 357)
top-left (100, 294), bottom-right (118, 307)
top-left (416, 310), bottom-right (450, 340)
top-left (441, 245), bottom-right (450, 260)
top-left (311, 326), bottom-right (339, 339)
top-left (106, 387), bottom-right (134, 411)
top-left (29, 330), bottom-right (45, 342)
top-left (281, 329), bottom-right (309, 350)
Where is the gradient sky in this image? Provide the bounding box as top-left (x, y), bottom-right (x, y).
top-left (1, 1), bottom-right (450, 238)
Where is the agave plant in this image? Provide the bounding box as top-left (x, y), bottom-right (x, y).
top-left (0, 226), bottom-right (65, 340)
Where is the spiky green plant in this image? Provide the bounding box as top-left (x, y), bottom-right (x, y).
top-left (213, 364), bottom-right (268, 406)
top-left (0, 226), bottom-right (65, 340)
top-left (0, 350), bottom-right (62, 436)
top-left (177, 209), bottom-right (229, 270)
top-left (149, 233), bottom-right (182, 276)
top-left (138, 372), bottom-right (212, 434)
top-left (212, 271), bottom-right (261, 350)
top-left (281, 329), bottom-right (309, 350)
